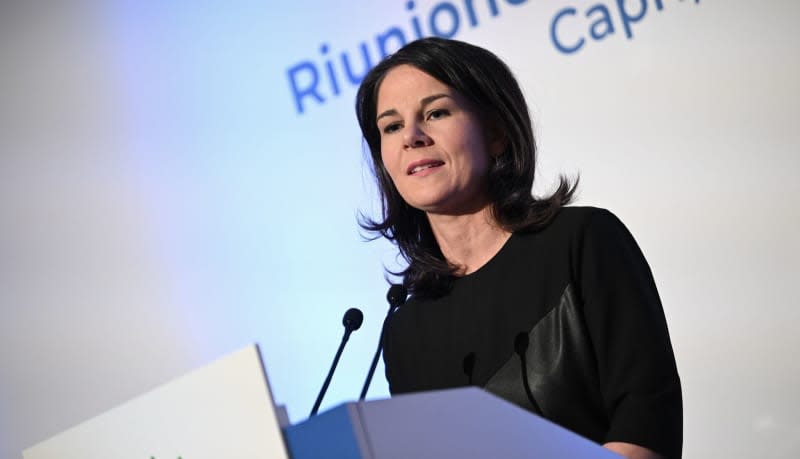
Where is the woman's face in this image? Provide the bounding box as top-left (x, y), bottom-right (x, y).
top-left (375, 65), bottom-right (501, 215)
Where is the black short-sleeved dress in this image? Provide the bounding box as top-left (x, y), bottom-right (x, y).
top-left (383, 207), bottom-right (682, 458)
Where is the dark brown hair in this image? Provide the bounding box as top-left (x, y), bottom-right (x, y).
top-left (356, 37), bottom-right (577, 298)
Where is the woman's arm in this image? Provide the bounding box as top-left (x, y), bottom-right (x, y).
top-left (576, 209), bottom-right (682, 458)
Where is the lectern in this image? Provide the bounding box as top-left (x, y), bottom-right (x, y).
top-left (284, 387), bottom-right (619, 459)
top-left (23, 345), bottom-right (619, 459)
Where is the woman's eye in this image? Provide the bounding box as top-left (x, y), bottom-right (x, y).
top-left (427, 109), bottom-right (449, 120)
top-left (380, 121), bottom-right (402, 134)
top-left (383, 123), bottom-right (402, 134)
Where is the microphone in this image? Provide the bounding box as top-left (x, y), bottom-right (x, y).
top-left (514, 331), bottom-right (542, 414)
top-left (359, 284), bottom-right (407, 400)
top-left (462, 352), bottom-right (476, 385)
top-left (386, 284), bottom-right (407, 310)
top-left (310, 308), bottom-right (363, 416)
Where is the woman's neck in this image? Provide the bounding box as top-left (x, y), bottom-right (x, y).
top-left (427, 205), bottom-right (512, 276)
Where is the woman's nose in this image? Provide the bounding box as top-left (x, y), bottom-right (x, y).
top-left (403, 124), bottom-right (433, 148)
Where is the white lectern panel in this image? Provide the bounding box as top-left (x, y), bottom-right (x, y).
top-left (23, 345), bottom-right (288, 459)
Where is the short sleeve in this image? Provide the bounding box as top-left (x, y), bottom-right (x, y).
top-left (575, 209), bottom-right (682, 458)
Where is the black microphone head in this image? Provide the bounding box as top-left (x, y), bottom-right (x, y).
top-left (514, 332), bottom-right (529, 355)
top-left (462, 352), bottom-right (476, 377)
top-left (343, 308), bottom-right (364, 332)
top-left (386, 284), bottom-right (408, 309)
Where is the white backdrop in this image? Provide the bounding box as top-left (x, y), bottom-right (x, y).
top-left (1, 1), bottom-right (799, 458)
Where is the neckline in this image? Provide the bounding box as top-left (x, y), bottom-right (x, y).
top-left (455, 231), bottom-right (518, 282)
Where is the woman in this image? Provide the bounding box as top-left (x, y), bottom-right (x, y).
top-left (355, 37), bottom-right (682, 459)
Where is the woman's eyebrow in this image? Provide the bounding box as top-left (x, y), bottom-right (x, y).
top-left (420, 93), bottom-right (450, 108)
top-left (376, 93), bottom-right (453, 123)
top-left (376, 108), bottom-right (398, 123)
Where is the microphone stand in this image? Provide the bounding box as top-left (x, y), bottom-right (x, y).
top-left (359, 284), bottom-right (407, 400)
top-left (310, 308), bottom-right (363, 416)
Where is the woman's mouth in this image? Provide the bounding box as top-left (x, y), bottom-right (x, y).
top-left (407, 160), bottom-right (445, 175)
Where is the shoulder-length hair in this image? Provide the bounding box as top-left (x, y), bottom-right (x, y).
top-left (355, 37), bottom-right (577, 298)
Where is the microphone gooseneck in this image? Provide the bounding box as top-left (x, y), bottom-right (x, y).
top-left (514, 331), bottom-right (542, 414)
top-left (310, 308), bottom-right (363, 417)
top-left (359, 284), bottom-right (408, 400)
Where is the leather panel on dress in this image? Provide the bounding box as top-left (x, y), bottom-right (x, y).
top-left (483, 283), bottom-right (610, 443)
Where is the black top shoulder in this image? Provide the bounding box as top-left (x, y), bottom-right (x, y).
top-left (383, 206), bottom-right (682, 458)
